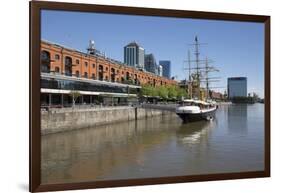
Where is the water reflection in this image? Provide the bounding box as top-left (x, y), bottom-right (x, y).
top-left (177, 120), bottom-right (217, 145)
top-left (41, 114), bottom-right (178, 184)
top-left (41, 104), bottom-right (264, 184)
top-left (227, 104), bottom-right (248, 134)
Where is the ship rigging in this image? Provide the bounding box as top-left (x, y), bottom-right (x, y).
top-left (176, 36), bottom-right (219, 123)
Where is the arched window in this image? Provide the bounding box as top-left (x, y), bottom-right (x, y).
top-left (111, 68), bottom-right (115, 82)
top-left (65, 56), bottom-right (72, 76)
top-left (55, 67), bottom-right (60, 73)
top-left (55, 54), bottom-right (60, 60)
top-left (98, 65), bottom-right (103, 81)
top-left (84, 72), bottom-right (88, 78)
top-left (92, 63), bottom-right (95, 68)
top-left (40, 50), bottom-right (50, 73)
top-left (75, 71), bottom-right (79, 77)
top-left (134, 74), bottom-right (138, 84)
top-left (126, 72), bottom-right (130, 80)
top-left (85, 62), bottom-right (88, 67)
top-left (92, 73), bottom-right (95, 79)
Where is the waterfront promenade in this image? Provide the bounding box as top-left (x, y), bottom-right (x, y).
top-left (41, 105), bottom-right (172, 134)
top-left (41, 102), bottom-right (232, 134)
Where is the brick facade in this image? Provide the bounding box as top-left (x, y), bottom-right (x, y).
top-left (41, 40), bottom-right (177, 87)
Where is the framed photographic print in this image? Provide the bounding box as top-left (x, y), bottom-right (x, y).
top-left (30, 1), bottom-right (270, 192)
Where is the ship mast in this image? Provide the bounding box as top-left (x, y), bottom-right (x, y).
top-left (204, 57), bottom-right (220, 101)
top-left (194, 36), bottom-right (201, 100)
top-left (188, 50), bottom-right (191, 82)
top-left (188, 50), bottom-right (192, 99)
top-left (205, 57), bottom-right (209, 100)
top-left (184, 36), bottom-right (220, 101)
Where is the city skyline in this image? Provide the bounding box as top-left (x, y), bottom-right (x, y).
top-left (41, 10), bottom-right (265, 97)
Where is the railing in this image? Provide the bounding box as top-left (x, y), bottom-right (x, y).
top-left (41, 102), bottom-right (137, 111)
top-left (141, 103), bottom-right (178, 112)
top-left (41, 104), bottom-right (137, 114)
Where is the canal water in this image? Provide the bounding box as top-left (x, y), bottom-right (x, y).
top-left (41, 104), bottom-right (265, 184)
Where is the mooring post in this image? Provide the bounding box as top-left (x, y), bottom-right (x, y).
top-left (135, 107), bottom-right (138, 120)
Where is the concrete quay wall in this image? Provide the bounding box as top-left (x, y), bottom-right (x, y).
top-left (41, 107), bottom-right (171, 135)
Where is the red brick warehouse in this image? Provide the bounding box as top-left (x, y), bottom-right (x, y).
top-left (41, 40), bottom-right (177, 87)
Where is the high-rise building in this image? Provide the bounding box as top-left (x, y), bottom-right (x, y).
top-left (124, 41), bottom-right (145, 69)
top-left (159, 60), bottom-right (171, 79)
top-left (158, 64), bottom-right (163, 76)
top-left (227, 77), bottom-right (247, 98)
top-left (144, 54), bottom-right (157, 74)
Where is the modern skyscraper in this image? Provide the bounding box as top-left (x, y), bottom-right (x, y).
top-left (124, 41), bottom-right (145, 69)
top-left (227, 77), bottom-right (247, 98)
top-left (144, 54), bottom-right (157, 74)
top-left (158, 64), bottom-right (163, 76)
top-left (159, 60), bottom-right (171, 79)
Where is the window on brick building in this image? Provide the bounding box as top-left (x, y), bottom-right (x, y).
top-left (92, 63), bottom-right (95, 68)
top-left (75, 71), bottom-right (79, 77)
top-left (84, 72), bottom-right (88, 78)
top-left (41, 50), bottom-right (50, 73)
top-left (85, 62), bottom-right (88, 67)
top-left (92, 73), bottom-right (95, 79)
top-left (55, 67), bottom-right (60, 73)
top-left (98, 65), bottom-right (103, 81)
top-left (126, 72), bottom-right (130, 80)
top-left (76, 59), bottom-right (79, 64)
top-left (55, 54), bottom-right (60, 60)
top-left (64, 56), bottom-right (72, 76)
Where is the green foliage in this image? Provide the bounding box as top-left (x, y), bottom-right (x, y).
top-left (167, 85), bottom-right (177, 98)
top-left (141, 84), bottom-right (157, 97)
top-left (158, 86), bottom-right (169, 99)
top-left (177, 88), bottom-right (188, 99)
top-left (140, 84), bottom-right (188, 100)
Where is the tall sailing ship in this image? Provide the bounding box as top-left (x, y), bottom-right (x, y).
top-left (176, 36), bottom-right (219, 123)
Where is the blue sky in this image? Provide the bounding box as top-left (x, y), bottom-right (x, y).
top-left (41, 10), bottom-right (265, 97)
